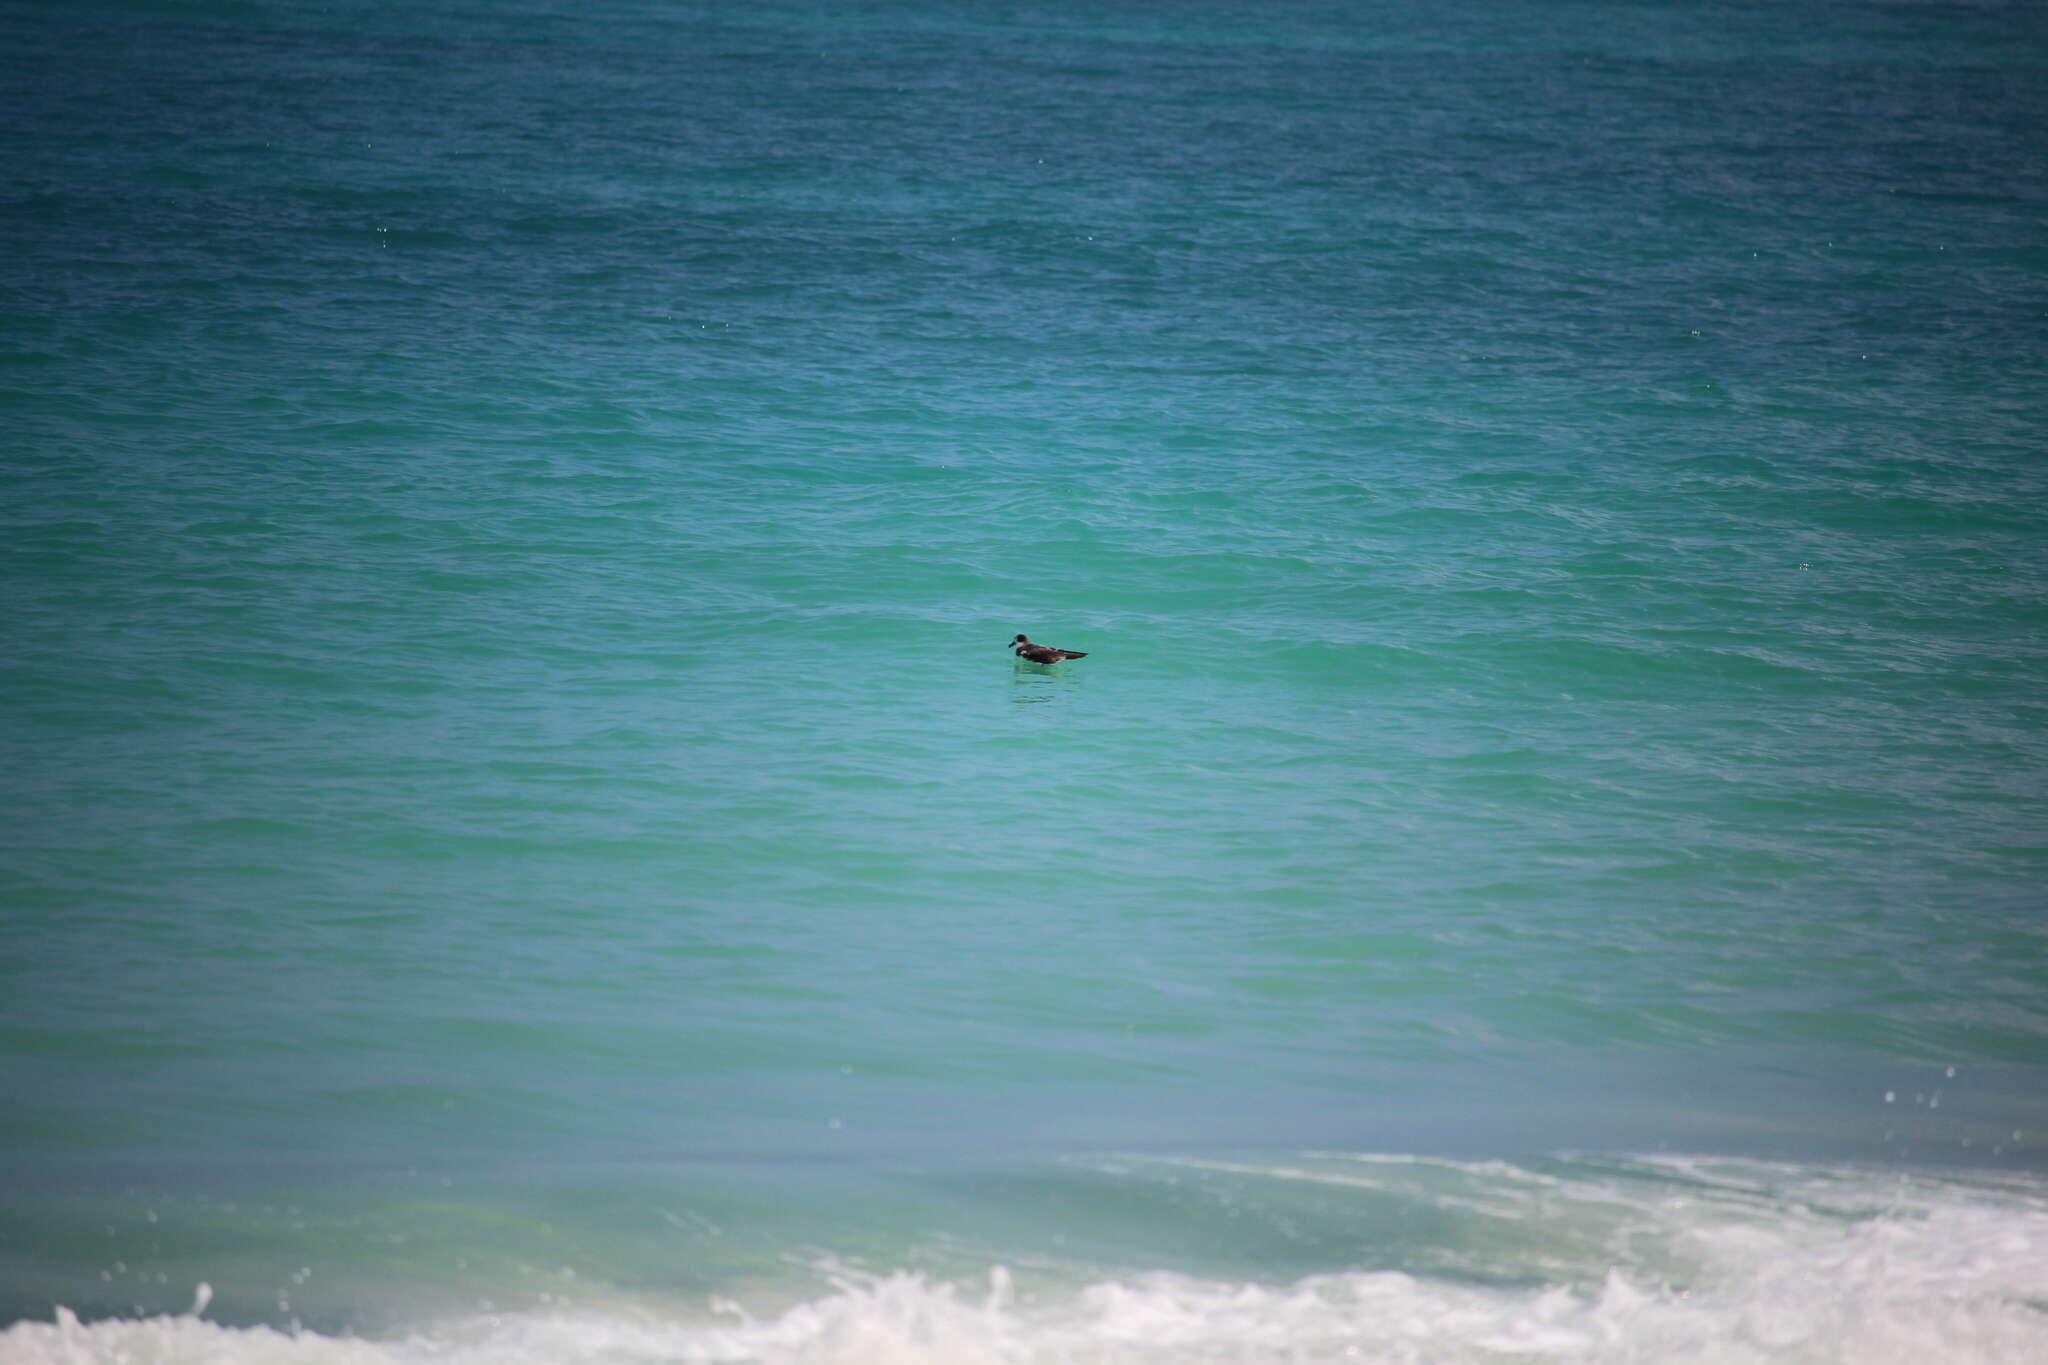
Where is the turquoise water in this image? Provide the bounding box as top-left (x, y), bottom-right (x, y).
top-left (5, 0), bottom-right (2048, 1359)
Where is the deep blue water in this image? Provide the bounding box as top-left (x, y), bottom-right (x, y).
top-left (4, 0), bottom-right (2047, 1359)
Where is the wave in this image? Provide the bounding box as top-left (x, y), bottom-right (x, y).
top-left (5, 1156), bottom-right (2043, 1364)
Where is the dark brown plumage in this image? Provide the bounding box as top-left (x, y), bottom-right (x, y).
top-left (1010, 634), bottom-right (1087, 663)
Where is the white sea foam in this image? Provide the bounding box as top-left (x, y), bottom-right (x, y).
top-left (5, 1159), bottom-right (2044, 1365)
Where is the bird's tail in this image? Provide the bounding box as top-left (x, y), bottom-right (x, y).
top-left (1057, 650), bottom-right (1087, 659)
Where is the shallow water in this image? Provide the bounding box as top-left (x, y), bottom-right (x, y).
top-left (4, 0), bottom-right (2047, 1359)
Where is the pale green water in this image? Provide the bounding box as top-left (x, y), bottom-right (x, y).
top-left (3, 0), bottom-right (2047, 1358)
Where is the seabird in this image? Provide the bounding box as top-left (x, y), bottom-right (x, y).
top-left (1011, 634), bottom-right (1087, 663)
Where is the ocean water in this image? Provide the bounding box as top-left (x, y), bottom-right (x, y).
top-left (4, 0), bottom-right (2048, 1359)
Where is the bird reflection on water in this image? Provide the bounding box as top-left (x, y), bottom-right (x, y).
top-left (1011, 661), bottom-right (1082, 703)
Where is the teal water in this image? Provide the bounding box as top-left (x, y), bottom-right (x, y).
top-left (5, 0), bottom-right (2048, 1359)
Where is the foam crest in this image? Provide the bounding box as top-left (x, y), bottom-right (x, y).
top-left (4, 1161), bottom-right (2044, 1365)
